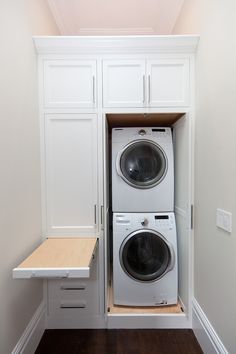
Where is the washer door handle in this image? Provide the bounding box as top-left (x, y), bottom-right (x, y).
top-left (116, 150), bottom-right (123, 178)
top-left (166, 242), bottom-right (175, 272)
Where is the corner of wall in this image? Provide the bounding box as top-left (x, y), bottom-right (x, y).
top-left (11, 301), bottom-right (46, 354)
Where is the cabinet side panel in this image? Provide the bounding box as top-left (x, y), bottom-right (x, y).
top-left (173, 115), bottom-right (191, 312)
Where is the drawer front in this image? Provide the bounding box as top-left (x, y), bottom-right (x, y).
top-left (48, 279), bottom-right (100, 316)
top-left (48, 255), bottom-right (100, 316)
top-left (48, 278), bottom-right (98, 300)
top-left (48, 296), bottom-right (99, 316)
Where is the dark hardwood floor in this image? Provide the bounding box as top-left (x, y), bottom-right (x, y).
top-left (35, 329), bottom-right (203, 354)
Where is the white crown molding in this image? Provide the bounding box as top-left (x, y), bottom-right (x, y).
top-left (11, 301), bottom-right (46, 354)
top-left (168, 0), bottom-right (184, 34)
top-left (77, 27), bottom-right (155, 35)
top-left (33, 35), bottom-right (199, 55)
top-left (192, 298), bottom-right (229, 354)
top-left (47, 0), bottom-right (67, 35)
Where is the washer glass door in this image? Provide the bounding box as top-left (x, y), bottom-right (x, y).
top-left (119, 141), bottom-right (167, 189)
top-left (120, 230), bottom-right (173, 282)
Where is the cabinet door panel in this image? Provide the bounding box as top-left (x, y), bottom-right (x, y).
top-left (103, 60), bottom-right (145, 107)
top-left (44, 60), bottom-right (96, 108)
top-left (45, 114), bottom-right (98, 235)
top-left (147, 59), bottom-right (189, 107)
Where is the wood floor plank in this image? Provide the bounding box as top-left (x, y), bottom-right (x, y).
top-left (35, 329), bottom-right (203, 354)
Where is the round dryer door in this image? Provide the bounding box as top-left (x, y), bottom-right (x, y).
top-left (120, 230), bottom-right (174, 282)
top-left (118, 140), bottom-right (167, 189)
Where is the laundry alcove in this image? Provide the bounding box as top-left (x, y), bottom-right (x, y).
top-left (103, 112), bottom-right (192, 327)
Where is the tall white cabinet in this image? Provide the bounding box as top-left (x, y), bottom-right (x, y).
top-left (13, 36), bottom-right (198, 329)
top-left (44, 113), bottom-right (98, 236)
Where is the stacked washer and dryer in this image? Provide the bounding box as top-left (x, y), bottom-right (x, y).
top-left (112, 127), bottom-right (178, 306)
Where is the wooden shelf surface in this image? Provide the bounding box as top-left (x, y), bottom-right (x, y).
top-left (108, 283), bottom-right (183, 314)
top-left (13, 237), bottom-right (98, 279)
top-left (106, 113), bottom-right (185, 130)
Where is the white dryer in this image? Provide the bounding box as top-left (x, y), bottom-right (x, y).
top-left (112, 127), bottom-right (174, 212)
top-left (113, 212), bottom-right (178, 306)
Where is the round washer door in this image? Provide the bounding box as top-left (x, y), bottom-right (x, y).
top-left (120, 229), bottom-right (174, 282)
top-left (118, 140), bottom-right (167, 189)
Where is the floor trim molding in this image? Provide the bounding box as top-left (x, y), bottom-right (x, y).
top-left (192, 298), bottom-right (228, 354)
top-left (11, 301), bottom-right (46, 354)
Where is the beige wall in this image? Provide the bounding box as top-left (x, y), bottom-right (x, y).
top-left (0, 1), bottom-right (58, 353)
top-left (173, 1), bottom-right (236, 352)
top-left (48, 0), bottom-right (184, 35)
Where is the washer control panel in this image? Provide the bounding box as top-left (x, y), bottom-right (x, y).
top-left (154, 214), bottom-right (174, 229)
top-left (114, 213), bottom-right (175, 231)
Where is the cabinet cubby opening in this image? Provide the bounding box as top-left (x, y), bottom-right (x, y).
top-left (106, 113), bottom-right (185, 131)
top-left (104, 112), bottom-right (188, 316)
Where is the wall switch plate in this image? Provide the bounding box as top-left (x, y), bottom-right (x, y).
top-left (216, 208), bottom-right (232, 233)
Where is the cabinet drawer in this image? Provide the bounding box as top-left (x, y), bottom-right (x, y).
top-left (48, 295), bottom-right (99, 316)
top-left (47, 249), bottom-right (99, 316)
top-left (48, 258), bottom-right (98, 301)
top-left (48, 278), bottom-right (100, 316)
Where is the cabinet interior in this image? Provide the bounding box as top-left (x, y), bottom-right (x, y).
top-left (104, 112), bottom-right (190, 316)
top-left (106, 113), bottom-right (185, 129)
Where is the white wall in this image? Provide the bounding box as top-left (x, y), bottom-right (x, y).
top-left (173, 1), bottom-right (236, 352)
top-left (0, 1), bottom-right (59, 353)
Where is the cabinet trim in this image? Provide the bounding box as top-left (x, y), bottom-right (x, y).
top-left (34, 36), bottom-right (199, 55)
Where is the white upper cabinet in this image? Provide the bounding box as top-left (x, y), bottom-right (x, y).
top-left (102, 60), bottom-right (146, 108)
top-left (103, 58), bottom-right (189, 108)
top-left (147, 59), bottom-right (189, 107)
top-left (44, 60), bottom-right (97, 108)
top-left (45, 113), bottom-right (98, 236)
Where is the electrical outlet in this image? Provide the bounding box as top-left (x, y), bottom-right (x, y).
top-left (216, 208), bottom-right (232, 233)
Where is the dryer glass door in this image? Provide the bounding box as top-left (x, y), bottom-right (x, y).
top-left (120, 230), bottom-right (172, 282)
top-left (119, 141), bottom-right (167, 189)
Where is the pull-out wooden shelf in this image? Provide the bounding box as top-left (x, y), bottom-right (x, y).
top-left (13, 238), bottom-right (98, 279)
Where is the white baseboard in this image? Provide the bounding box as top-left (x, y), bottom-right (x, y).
top-left (11, 301), bottom-right (46, 354)
top-left (107, 313), bottom-right (191, 329)
top-left (192, 298), bottom-right (228, 354)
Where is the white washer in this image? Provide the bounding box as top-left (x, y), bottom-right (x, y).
top-left (113, 212), bottom-right (178, 306)
top-left (112, 127), bottom-right (174, 212)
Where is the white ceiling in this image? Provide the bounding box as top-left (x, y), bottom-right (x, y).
top-left (47, 0), bottom-right (184, 35)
